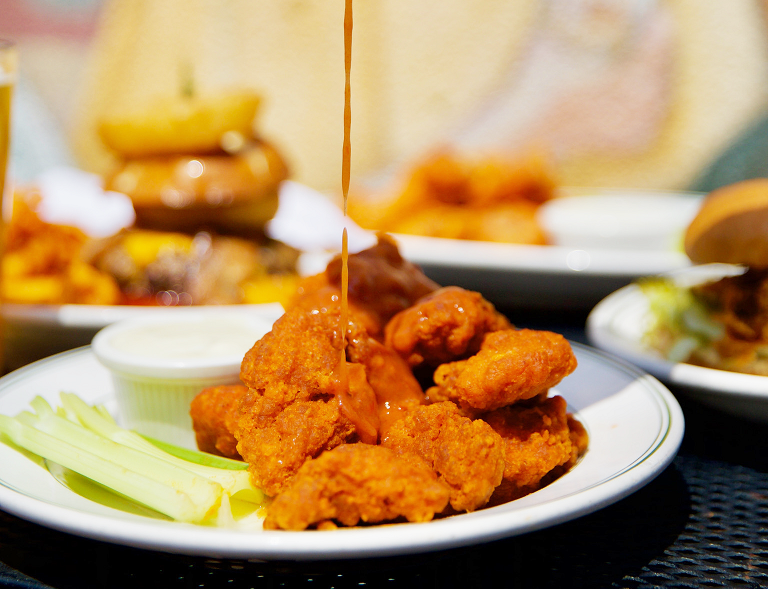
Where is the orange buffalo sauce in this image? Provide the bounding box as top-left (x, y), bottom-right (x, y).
top-left (331, 0), bottom-right (382, 443)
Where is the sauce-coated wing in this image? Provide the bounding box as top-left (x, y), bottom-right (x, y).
top-left (382, 402), bottom-right (504, 512)
top-left (427, 329), bottom-right (577, 413)
top-left (190, 384), bottom-right (248, 459)
top-left (263, 444), bottom-right (450, 530)
top-left (384, 286), bottom-right (512, 367)
top-left (483, 395), bottom-right (585, 504)
top-left (236, 307), bottom-right (360, 495)
top-left (345, 323), bottom-right (426, 433)
top-left (235, 394), bottom-right (357, 496)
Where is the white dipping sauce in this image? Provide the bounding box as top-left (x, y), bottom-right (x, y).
top-left (108, 318), bottom-right (263, 360)
top-left (92, 311), bottom-right (276, 379)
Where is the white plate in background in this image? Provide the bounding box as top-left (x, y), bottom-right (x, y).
top-left (0, 343), bottom-right (683, 560)
top-left (586, 265), bottom-right (768, 422)
top-left (282, 182), bottom-right (702, 309)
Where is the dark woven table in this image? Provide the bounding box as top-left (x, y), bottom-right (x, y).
top-left (2, 310), bottom-right (767, 589)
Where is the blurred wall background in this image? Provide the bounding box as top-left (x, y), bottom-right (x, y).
top-left (3, 0), bottom-right (768, 194)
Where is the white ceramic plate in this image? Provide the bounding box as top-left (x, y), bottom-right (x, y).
top-left (0, 344), bottom-right (683, 560)
top-left (2, 303), bottom-right (286, 372)
top-left (281, 182), bottom-right (702, 309)
top-left (391, 232), bottom-right (691, 309)
top-left (586, 265), bottom-right (768, 422)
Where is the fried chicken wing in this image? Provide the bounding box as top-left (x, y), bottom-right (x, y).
top-left (190, 384), bottom-right (248, 459)
top-left (427, 329), bottom-right (577, 413)
top-left (384, 286), bottom-right (512, 367)
top-left (236, 303), bottom-right (426, 494)
top-left (236, 393), bottom-right (358, 496)
top-left (263, 444), bottom-right (450, 530)
top-left (240, 305), bottom-right (343, 395)
top-left (186, 235), bottom-right (589, 527)
top-left (289, 273), bottom-right (384, 336)
top-left (482, 395), bottom-right (582, 505)
top-left (382, 402), bottom-right (504, 512)
top-left (289, 235), bottom-right (439, 337)
top-left (236, 306), bottom-right (364, 494)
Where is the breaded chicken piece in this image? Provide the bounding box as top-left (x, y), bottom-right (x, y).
top-left (382, 402), bottom-right (505, 512)
top-left (565, 414), bottom-right (589, 467)
top-left (289, 235), bottom-right (439, 337)
top-left (482, 395), bottom-right (584, 505)
top-left (190, 384), bottom-right (248, 459)
top-left (240, 305), bottom-right (344, 397)
top-left (289, 274), bottom-right (384, 337)
top-left (384, 286), bottom-right (512, 367)
top-left (236, 306), bottom-right (369, 495)
top-left (236, 393), bottom-right (358, 496)
top-left (427, 329), bottom-right (577, 414)
top-left (263, 444), bottom-right (450, 530)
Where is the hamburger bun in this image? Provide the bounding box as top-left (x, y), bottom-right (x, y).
top-left (105, 140), bottom-right (288, 234)
top-left (684, 178), bottom-right (768, 267)
top-left (98, 91), bottom-right (261, 158)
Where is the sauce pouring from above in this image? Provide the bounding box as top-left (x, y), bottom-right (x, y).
top-left (332, 0), bottom-right (382, 444)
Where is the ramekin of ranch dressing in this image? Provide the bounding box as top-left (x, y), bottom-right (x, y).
top-left (92, 310), bottom-right (276, 448)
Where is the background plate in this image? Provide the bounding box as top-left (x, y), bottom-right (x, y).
top-left (283, 183), bottom-right (701, 310)
top-left (587, 265), bottom-right (768, 422)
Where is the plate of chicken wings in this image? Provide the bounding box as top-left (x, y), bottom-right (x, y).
top-left (0, 236), bottom-right (684, 559)
top-left (0, 341), bottom-right (682, 559)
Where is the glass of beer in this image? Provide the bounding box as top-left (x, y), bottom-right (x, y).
top-left (0, 41), bottom-right (15, 204)
top-left (0, 40), bottom-right (16, 373)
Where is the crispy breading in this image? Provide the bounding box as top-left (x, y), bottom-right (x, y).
top-left (189, 384), bottom-right (248, 459)
top-left (236, 306), bottom-right (361, 495)
top-left (381, 402), bottom-right (505, 512)
top-left (384, 286), bottom-right (512, 367)
top-left (483, 395), bottom-right (584, 505)
top-left (289, 235), bottom-right (439, 337)
top-left (263, 444), bottom-right (450, 530)
top-left (427, 329), bottom-right (577, 413)
top-left (240, 305), bottom-right (344, 397)
top-left (235, 393), bottom-right (358, 496)
top-left (288, 274), bottom-right (384, 337)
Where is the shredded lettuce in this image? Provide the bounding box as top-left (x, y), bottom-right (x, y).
top-left (0, 393), bottom-right (265, 525)
top-left (638, 277), bottom-right (725, 363)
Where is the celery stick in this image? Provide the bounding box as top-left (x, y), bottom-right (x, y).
top-left (56, 393), bottom-right (259, 500)
top-left (138, 433), bottom-right (248, 471)
top-left (24, 410), bottom-right (223, 499)
top-left (0, 414), bottom-right (220, 523)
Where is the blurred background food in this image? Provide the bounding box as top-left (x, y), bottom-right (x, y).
top-left (5, 0), bottom-right (768, 306)
top-left (100, 90), bottom-right (289, 236)
top-left (638, 179), bottom-right (768, 376)
top-left (348, 149), bottom-right (556, 245)
top-left (3, 179), bottom-right (300, 307)
top-left (6, 0), bottom-right (768, 195)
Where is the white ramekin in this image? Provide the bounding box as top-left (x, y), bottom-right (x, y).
top-left (91, 309), bottom-right (275, 449)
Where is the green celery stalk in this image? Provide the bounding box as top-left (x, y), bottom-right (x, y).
top-left (138, 433), bottom-right (248, 471)
top-left (55, 393), bottom-right (258, 500)
top-left (0, 414), bottom-right (220, 523)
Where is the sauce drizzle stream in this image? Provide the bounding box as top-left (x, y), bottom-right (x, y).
top-left (333, 0), bottom-right (379, 444)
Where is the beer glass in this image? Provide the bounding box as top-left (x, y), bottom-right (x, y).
top-left (0, 40), bottom-right (16, 372)
top-left (0, 41), bottom-right (15, 207)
